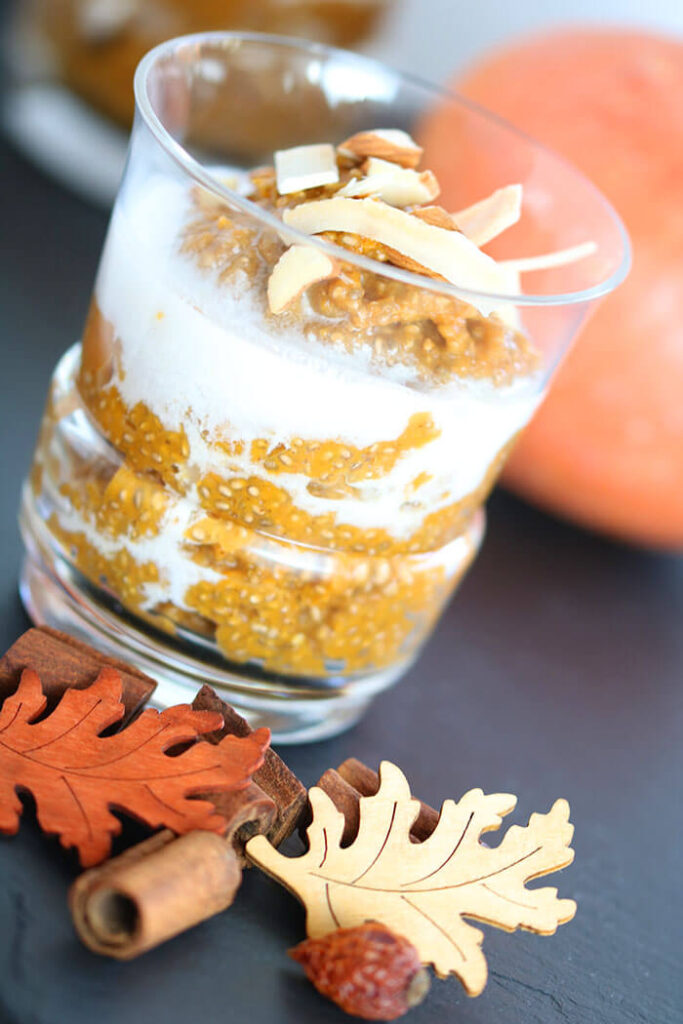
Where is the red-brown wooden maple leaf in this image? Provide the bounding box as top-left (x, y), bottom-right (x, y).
top-left (0, 667), bottom-right (270, 866)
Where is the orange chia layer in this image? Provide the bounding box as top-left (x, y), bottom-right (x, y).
top-left (75, 391), bottom-right (510, 559)
top-left (248, 413), bottom-right (440, 488)
top-left (79, 303), bottom-right (441, 495)
top-left (34, 379), bottom-right (478, 679)
top-left (48, 514), bottom-right (160, 611)
top-left (76, 374), bottom-right (510, 557)
top-left (59, 464), bottom-right (169, 542)
top-left (181, 173), bottom-right (539, 387)
top-left (80, 382), bottom-right (191, 491)
top-left (196, 449), bottom-right (507, 555)
top-left (78, 304), bottom-right (512, 555)
top-left (43, 479), bottom-right (471, 677)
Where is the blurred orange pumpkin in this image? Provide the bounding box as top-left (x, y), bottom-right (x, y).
top-left (425, 29), bottom-right (683, 549)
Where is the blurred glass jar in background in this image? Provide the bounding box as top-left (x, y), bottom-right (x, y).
top-left (4, 0), bottom-right (391, 201)
top-left (28, 0), bottom-right (391, 124)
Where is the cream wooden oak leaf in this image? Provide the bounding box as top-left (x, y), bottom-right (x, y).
top-left (246, 760), bottom-right (576, 996)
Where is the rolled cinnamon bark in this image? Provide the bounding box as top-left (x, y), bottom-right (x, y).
top-left (202, 781), bottom-right (277, 865)
top-left (314, 759), bottom-right (440, 843)
top-left (0, 626), bottom-right (155, 721)
top-left (68, 685), bottom-right (278, 959)
top-left (312, 769), bottom-right (362, 846)
top-left (70, 749), bottom-right (277, 957)
top-left (193, 685), bottom-right (307, 846)
top-left (70, 830), bottom-right (241, 959)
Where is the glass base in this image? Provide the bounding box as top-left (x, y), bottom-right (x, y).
top-left (20, 478), bottom-right (466, 742)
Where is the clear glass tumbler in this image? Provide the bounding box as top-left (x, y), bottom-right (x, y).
top-left (18, 33), bottom-right (630, 741)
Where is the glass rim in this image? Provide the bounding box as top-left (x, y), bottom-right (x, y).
top-left (134, 30), bottom-right (631, 309)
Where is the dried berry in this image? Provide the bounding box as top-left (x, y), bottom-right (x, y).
top-left (289, 922), bottom-right (430, 1020)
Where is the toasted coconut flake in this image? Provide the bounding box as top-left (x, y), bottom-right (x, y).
top-left (501, 240), bottom-right (598, 273)
top-left (453, 185), bottom-right (523, 246)
top-left (337, 129), bottom-right (423, 169)
top-left (283, 197), bottom-right (513, 313)
top-left (275, 144), bottom-right (339, 195)
top-left (412, 205), bottom-right (458, 230)
top-left (337, 159), bottom-right (440, 207)
top-left (267, 244), bottom-right (338, 314)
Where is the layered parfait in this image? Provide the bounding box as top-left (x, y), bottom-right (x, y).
top-left (30, 128), bottom-right (589, 685)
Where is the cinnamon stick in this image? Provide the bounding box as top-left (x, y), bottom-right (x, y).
top-left (202, 781), bottom-right (277, 865)
top-left (310, 769), bottom-right (361, 846)
top-left (0, 627), bottom-right (155, 723)
top-left (70, 830), bottom-right (242, 959)
top-left (315, 759), bottom-right (440, 844)
top-left (70, 775), bottom-right (276, 958)
top-left (193, 685), bottom-right (307, 846)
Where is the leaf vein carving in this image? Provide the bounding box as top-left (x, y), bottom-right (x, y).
top-left (61, 775), bottom-right (93, 839)
top-left (325, 883), bottom-right (340, 928)
top-left (351, 801), bottom-right (397, 883)
top-left (24, 700), bottom-right (103, 754)
top-left (401, 811), bottom-right (475, 886)
top-left (401, 894), bottom-right (465, 961)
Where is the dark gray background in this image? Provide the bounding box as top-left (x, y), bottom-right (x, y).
top-left (1, 72), bottom-right (682, 1024)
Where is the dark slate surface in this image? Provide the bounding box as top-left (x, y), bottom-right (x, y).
top-left (1, 120), bottom-right (682, 1024)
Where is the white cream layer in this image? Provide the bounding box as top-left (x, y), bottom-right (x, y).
top-left (49, 458), bottom-right (473, 617)
top-left (94, 173), bottom-right (542, 538)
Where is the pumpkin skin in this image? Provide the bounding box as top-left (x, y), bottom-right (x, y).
top-left (425, 29), bottom-right (683, 549)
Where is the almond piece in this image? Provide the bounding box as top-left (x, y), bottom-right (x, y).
top-left (337, 129), bottom-right (423, 169)
top-left (267, 244), bottom-right (338, 314)
top-left (453, 184), bottom-right (523, 247)
top-left (337, 159), bottom-right (440, 207)
top-left (283, 197), bottom-right (513, 313)
top-left (412, 205), bottom-right (458, 230)
top-left (275, 144), bottom-right (339, 196)
top-left (501, 240), bottom-right (597, 272)
top-left (371, 244), bottom-right (445, 279)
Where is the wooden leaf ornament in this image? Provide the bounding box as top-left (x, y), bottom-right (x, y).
top-left (0, 667), bottom-right (270, 867)
top-left (247, 760), bottom-right (576, 997)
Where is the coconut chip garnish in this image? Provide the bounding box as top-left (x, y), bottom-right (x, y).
top-left (263, 129), bottom-right (596, 319)
top-left (501, 240), bottom-right (598, 272)
top-left (284, 197), bottom-right (512, 304)
top-left (275, 144), bottom-right (340, 196)
top-left (268, 245), bottom-right (338, 314)
top-left (453, 184), bottom-right (523, 247)
top-left (337, 158), bottom-right (440, 207)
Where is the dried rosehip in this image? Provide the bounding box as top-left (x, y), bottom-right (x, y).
top-left (289, 922), bottom-right (430, 1020)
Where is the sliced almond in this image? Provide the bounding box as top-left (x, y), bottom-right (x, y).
top-left (371, 244), bottom-right (445, 279)
top-left (337, 129), bottom-right (423, 169)
top-left (283, 197), bottom-right (513, 313)
top-left (267, 244), bottom-right (338, 314)
top-left (501, 240), bottom-right (598, 273)
top-left (337, 159), bottom-right (440, 207)
top-left (412, 205), bottom-right (458, 230)
top-left (453, 184), bottom-right (523, 246)
top-left (274, 144), bottom-right (339, 196)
